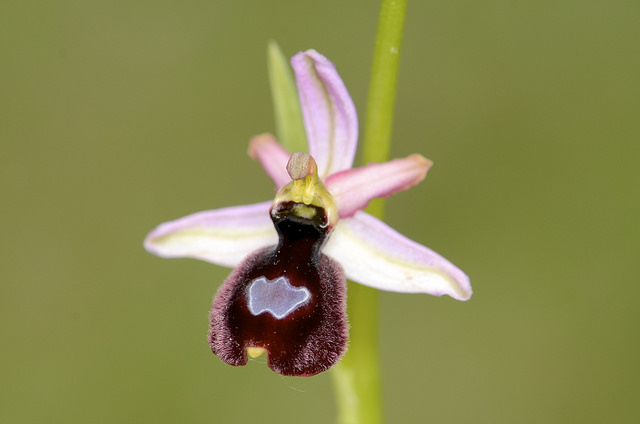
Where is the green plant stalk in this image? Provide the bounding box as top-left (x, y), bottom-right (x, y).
top-left (363, 0), bottom-right (408, 166)
top-left (332, 1), bottom-right (408, 423)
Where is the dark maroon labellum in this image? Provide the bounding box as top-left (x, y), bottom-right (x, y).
top-left (209, 202), bottom-right (348, 376)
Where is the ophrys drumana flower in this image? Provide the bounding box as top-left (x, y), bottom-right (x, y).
top-left (145, 50), bottom-right (471, 376)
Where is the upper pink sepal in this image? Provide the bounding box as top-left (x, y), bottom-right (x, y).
top-left (324, 211), bottom-right (472, 300)
top-left (144, 201), bottom-right (277, 268)
top-left (326, 154), bottom-right (433, 218)
top-left (291, 50), bottom-right (358, 178)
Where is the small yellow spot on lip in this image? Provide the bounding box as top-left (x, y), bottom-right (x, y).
top-left (247, 347), bottom-right (266, 358)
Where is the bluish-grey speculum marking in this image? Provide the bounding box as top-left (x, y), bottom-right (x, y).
top-left (247, 276), bottom-right (311, 319)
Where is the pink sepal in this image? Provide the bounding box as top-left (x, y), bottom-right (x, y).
top-left (324, 212), bottom-right (472, 300)
top-left (144, 201), bottom-right (277, 268)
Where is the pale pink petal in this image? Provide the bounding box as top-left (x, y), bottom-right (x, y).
top-left (144, 201), bottom-right (277, 268)
top-left (326, 154), bottom-right (433, 218)
top-left (291, 50), bottom-right (358, 178)
top-left (248, 134), bottom-right (291, 190)
top-left (324, 212), bottom-right (472, 300)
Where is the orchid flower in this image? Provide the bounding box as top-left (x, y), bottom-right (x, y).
top-left (144, 50), bottom-right (471, 377)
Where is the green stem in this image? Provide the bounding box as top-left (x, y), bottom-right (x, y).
top-left (363, 0), bottom-right (408, 166)
top-left (332, 1), bottom-right (408, 423)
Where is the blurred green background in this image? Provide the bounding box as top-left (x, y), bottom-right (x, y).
top-left (2, 1), bottom-right (638, 423)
